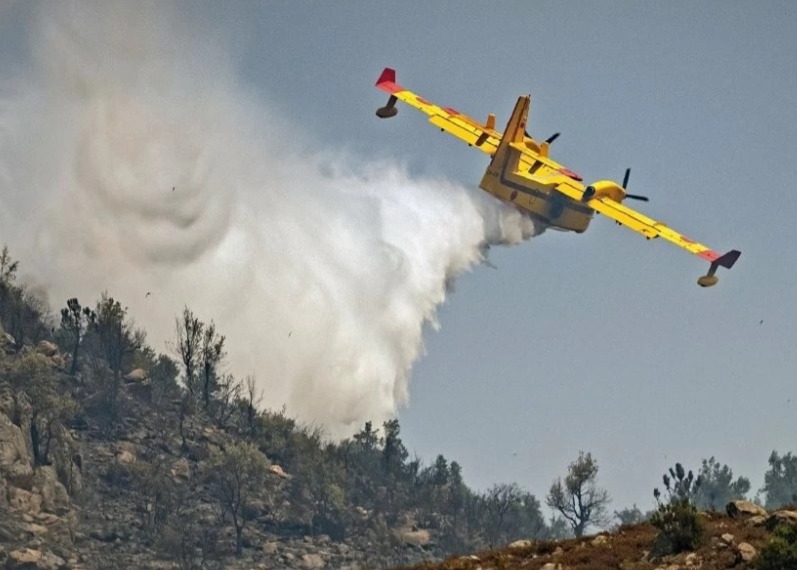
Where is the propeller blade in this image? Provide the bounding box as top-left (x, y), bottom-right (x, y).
top-left (625, 193), bottom-right (649, 202)
top-left (545, 132), bottom-right (561, 144)
top-left (622, 168), bottom-right (631, 189)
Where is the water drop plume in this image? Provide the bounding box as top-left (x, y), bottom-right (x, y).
top-left (0, 3), bottom-right (540, 436)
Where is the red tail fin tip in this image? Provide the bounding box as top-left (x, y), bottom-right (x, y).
top-left (376, 68), bottom-right (396, 86)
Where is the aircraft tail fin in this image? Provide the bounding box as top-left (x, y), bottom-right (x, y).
top-left (497, 96), bottom-right (530, 149)
top-left (487, 95), bottom-right (530, 172)
top-left (697, 249), bottom-right (741, 287)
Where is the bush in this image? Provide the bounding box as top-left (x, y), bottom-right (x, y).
top-left (757, 522), bottom-right (797, 569)
top-left (650, 463), bottom-right (705, 554)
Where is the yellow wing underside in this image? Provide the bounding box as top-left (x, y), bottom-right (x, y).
top-left (376, 71), bottom-right (725, 266)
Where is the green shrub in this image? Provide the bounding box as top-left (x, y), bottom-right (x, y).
top-left (757, 521), bottom-right (797, 570)
top-left (650, 463), bottom-right (705, 554)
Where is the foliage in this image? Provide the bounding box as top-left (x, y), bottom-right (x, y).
top-left (651, 463), bottom-right (705, 554)
top-left (0, 349), bottom-right (77, 466)
top-left (0, 245), bottom-right (589, 559)
top-left (546, 451), bottom-right (611, 537)
top-left (694, 456), bottom-right (750, 511)
top-left (84, 294), bottom-right (139, 434)
top-left (200, 321), bottom-right (226, 409)
top-left (202, 442), bottom-right (271, 556)
top-left (0, 245), bottom-right (50, 346)
top-left (756, 521), bottom-right (797, 570)
top-left (173, 306), bottom-right (204, 398)
top-left (614, 504), bottom-right (647, 528)
top-left (760, 451), bottom-right (797, 510)
top-left (59, 298), bottom-right (96, 375)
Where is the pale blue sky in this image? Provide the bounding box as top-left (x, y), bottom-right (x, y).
top-left (229, 1), bottom-right (797, 510)
top-left (3, 1), bottom-right (796, 513)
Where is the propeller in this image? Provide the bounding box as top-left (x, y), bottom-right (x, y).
top-left (621, 168), bottom-right (649, 202)
top-left (523, 131), bottom-right (561, 145)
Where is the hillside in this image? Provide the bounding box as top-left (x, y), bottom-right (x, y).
top-left (2, 246), bottom-right (797, 570)
top-left (403, 505), bottom-right (797, 570)
top-left (0, 245), bottom-right (565, 569)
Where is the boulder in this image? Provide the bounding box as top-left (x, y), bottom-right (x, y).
top-left (509, 539), bottom-right (532, 549)
top-left (268, 464), bottom-right (291, 479)
top-left (726, 500), bottom-right (766, 518)
top-left (170, 457), bottom-right (191, 480)
top-left (116, 450), bottom-right (136, 464)
top-left (7, 548), bottom-right (66, 570)
top-left (591, 534), bottom-right (609, 546)
top-left (746, 515), bottom-right (767, 527)
top-left (0, 413), bottom-right (32, 484)
top-left (0, 330), bottom-right (16, 354)
top-left (114, 441), bottom-right (137, 464)
top-left (765, 509), bottom-right (797, 530)
top-left (8, 487), bottom-right (43, 515)
top-left (399, 529), bottom-right (430, 547)
top-left (720, 533), bottom-right (734, 544)
top-left (33, 466), bottom-right (70, 513)
top-left (123, 368), bottom-right (148, 383)
top-left (300, 553), bottom-right (325, 569)
top-left (36, 341), bottom-right (59, 357)
top-left (736, 542), bottom-right (757, 563)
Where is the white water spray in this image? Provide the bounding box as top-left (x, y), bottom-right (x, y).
top-left (0, 3), bottom-right (539, 435)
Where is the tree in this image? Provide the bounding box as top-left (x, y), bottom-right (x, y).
top-left (382, 419), bottom-right (408, 476)
top-left (59, 298), bottom-right (96, 374)
top-left (651, 463), bottom-right (704, 554)
top-left (546, 451), bottom-right (611, 537)
top-left (0, 350), bottom-right (77, 465)
top-left (614, 504), bottom-right (647, 527)
top-left (694, 456), bottom-right (750, 511)
top-left (200, 321), bottom-right (226, 409)
top-left (90, 294), bottom-right (138, 379)
top-left (85, 294), bottom-right (139, 432)
top-left (483, 482), bottom-right (525, 545)
top-left (242, 375), bottom-right (261, 437)
top-left (203, 442), bottom-right (270, 556)
top-left (174, 307), bottom-right (203, 398)
top-left (0, 245), bottom-right (19, 317)
top-left (0, 246), bottom-right (49, 346)
top-left (761, 451), bottom-right (797, 509)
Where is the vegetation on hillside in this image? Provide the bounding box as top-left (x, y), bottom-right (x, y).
top-left (2, 242), bottom-right (797, 569)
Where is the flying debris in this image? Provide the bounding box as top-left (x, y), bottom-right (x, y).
top-left (374, 68), bottom-right (741, 287)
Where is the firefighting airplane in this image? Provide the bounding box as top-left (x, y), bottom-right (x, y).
top-left (374, 68), bottom-right (740, 287)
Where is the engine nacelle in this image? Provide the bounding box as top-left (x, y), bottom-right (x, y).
top-left (582, 180), bottom-right (626, 202)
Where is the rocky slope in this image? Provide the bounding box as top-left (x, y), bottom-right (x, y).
top-left (400, 501), bottom-right (797, 570)
top-left (0, 329), bottom-right (442, 569)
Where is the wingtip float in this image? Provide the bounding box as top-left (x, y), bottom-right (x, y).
top-left (374, 67), bottom-right (740, 288)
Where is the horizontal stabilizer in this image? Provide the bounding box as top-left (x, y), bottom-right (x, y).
top-left (697, 249), bottom-right (741, 287)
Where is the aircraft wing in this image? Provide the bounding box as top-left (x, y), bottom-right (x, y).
top-left (375, 68), bottom-right (501, 155)
top-left (552, 179), bottom-right (741, 283)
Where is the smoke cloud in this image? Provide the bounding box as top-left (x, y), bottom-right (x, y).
top-left (0, 3), bottom-right (538, 435)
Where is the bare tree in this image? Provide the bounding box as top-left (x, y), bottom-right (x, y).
top-left (546, 451), bottom-right (611, 537)
top-left (483, 482), bottom-right (524, 545)
top-left (243, 374), bottom-right (262, 437)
